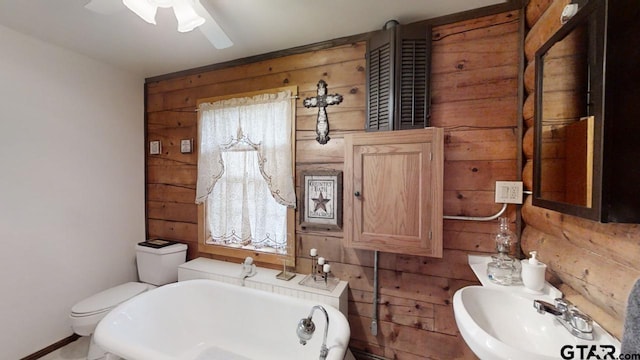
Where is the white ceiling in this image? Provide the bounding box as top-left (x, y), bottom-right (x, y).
top-left (0, 0), bottom-right (508, 78)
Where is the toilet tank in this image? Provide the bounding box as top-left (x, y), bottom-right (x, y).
top-left (136, 242), bottom-right (188, 286)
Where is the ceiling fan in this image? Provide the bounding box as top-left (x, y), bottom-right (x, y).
top-left (84, 0), bottom-right (233, 49)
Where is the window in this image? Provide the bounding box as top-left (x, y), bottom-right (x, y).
top-left (196, 87), bottom-right (297, 267)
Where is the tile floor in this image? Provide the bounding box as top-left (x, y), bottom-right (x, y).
top-left (38, 336), bottom-right (89, 360)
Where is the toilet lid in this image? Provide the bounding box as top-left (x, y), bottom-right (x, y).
top-left (71, 282), bottom-right (149, 315)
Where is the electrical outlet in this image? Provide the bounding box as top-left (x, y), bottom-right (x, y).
top-left (495, 181), bottom-right (523, 204)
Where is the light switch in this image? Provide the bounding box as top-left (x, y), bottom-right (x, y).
top-left (495, 181), bottom-right (523, 204)
top-left (180, 139), bottom-right (192, 154)
top-left (149, 140), bottom-right (161, 155)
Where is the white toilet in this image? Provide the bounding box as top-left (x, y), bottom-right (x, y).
top-left (70, 241), bottom-right (188, 360)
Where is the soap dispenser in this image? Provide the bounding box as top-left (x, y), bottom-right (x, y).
top-left (521, 251), bottom-right (547, 293)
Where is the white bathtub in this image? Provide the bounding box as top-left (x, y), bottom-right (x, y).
top-left (94, 279), bottom-right (351, 360)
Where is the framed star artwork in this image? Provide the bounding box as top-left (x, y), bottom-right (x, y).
top-left (299, 170), bottom-right (343, 230)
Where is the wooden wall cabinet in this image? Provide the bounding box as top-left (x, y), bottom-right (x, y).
top-left (366, 22), bottom-right (432, 131)
top-left (344, 128), bottom-right (443, 257)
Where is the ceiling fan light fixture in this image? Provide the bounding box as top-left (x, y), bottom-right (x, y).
top-left (122, 0), bottom-right (158, 24)
top-left (172, 0), bottom-right (206, 32)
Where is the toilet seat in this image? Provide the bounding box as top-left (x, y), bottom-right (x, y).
top-left (71, 282), bottom-right (149, 316)
top-left (70, 282), bottom-right (150, 337)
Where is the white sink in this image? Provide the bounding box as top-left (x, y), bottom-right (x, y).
top-left (453, 286), bottom-right (620, 360)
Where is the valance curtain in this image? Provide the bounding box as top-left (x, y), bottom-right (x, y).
top-left (195, 90), bottom-right (295, 251)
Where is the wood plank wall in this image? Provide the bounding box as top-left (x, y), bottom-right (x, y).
top-left (145, 9), bottom-right (521, 360)
top-left (521, 0), bottom-right (640, 340)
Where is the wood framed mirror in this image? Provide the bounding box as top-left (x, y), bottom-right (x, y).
top-left (533, 0), bottom-right (640, 223)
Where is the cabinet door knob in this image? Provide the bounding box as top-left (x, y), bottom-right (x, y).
top-left (354, 191), bottom-right (361, 197)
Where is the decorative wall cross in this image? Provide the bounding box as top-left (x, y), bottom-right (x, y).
top-left (303, 80), bottom-right (343, 145)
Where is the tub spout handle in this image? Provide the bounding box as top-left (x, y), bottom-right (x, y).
top-left (297, 305), bottom-right (330, 360)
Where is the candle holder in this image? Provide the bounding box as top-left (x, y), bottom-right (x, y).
top-left (323, 262), bottom-right (330, 286)
top-left (276, 245), bottom-right (295, 281)
top-left (299, 257), bottom-right (340, 292)
top-left (310, 254), bottom-right (318, 281)
top-left (317, 257), bottom-right (325, 280)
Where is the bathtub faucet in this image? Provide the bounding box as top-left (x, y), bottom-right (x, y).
top-left (296, 305), bottom-right (329, 360)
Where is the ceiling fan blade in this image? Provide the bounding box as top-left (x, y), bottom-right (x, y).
top-left (84, 0), bottom-right (125, 14)
top-left (193, 0), bottom-right (233, 49)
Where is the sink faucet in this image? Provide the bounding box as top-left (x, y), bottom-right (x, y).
top-left (533, 298), bottom-right (594, 340)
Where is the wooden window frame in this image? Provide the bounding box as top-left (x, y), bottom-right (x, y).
top-left (196, 86), bottom-right (297, 269)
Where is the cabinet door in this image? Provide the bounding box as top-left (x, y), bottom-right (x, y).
top-left (366, 22), bottom-right (432, 132)
top-left (394, 22), bottom-right (431, 130)
top-left (344, 129), bottom-right (443, 257)
top-left (366, 27), bottom-right (394, 132)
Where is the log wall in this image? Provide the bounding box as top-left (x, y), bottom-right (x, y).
top-left (521, 0), bottom-right (640, 339)
top-left (145, 9), bottom-right (521, 359)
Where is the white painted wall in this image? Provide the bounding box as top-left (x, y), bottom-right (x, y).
top-left (0, 25), bottom-right (145, 358)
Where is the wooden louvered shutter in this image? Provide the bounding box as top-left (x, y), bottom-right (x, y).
top-left (366, 22), bottom-right (431, 132)
top-left (395, 23), bottom-right (431, 130)
top-left (366, 28), bottom-right (394, 131)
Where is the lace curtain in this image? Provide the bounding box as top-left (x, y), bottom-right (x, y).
top-left (196, 90), bottom-right (295, 251)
